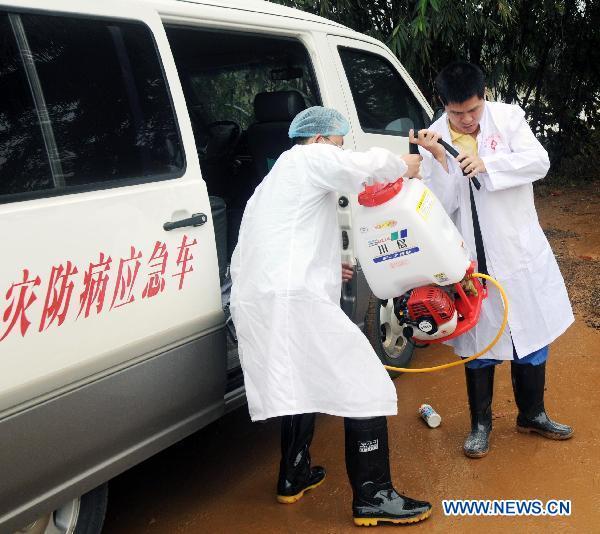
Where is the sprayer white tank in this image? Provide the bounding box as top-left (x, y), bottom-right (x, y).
top-left (355, 177), bottom-right (470, 300)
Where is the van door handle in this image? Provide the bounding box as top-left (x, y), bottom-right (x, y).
top-left (163, 212), bottom-right (207, 231)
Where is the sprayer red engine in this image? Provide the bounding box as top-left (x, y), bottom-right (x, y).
top-left (392, 262), bottom-right (486, 343)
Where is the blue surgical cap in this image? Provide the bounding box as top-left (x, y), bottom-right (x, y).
top-left (288, 106), bottom-right (350, 139)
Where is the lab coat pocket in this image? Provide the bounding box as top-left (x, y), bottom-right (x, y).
top-left (479, 191), bottom-right (525, 279)
top-left (525, 245), bottom-right (565, 315)
top-left (522, 220), bottom-right (552, 265)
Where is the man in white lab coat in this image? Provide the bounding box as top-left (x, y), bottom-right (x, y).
top-left (411, 61), bottom-right (574, 459)
top-left (231, 107), bottom-right (432, 526)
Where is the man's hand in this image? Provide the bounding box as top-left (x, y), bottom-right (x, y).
top-left (457, 153), bottom-right (486, 178)
top-left (342, 263), bottom-right (354, 282)
top-left (400, 154), bottom-right (423, 179)
top-left (409, 129), bottom-right (448, 172)
top-left (409, 129), bottom-right (446, 161)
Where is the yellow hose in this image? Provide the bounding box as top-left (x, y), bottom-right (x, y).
top-left (383, 273), bottom-right (508, 373)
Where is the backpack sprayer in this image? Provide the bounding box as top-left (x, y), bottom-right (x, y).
top-left (355, 146), bottom-right (508, 373)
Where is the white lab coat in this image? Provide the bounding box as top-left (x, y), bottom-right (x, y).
top-left (230, 143), bottom-right (407, 421)
top-left (420, 101), bottom-right (574, 359)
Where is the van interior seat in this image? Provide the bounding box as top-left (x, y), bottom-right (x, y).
top-left (247, 90), bottom-right (306, 181)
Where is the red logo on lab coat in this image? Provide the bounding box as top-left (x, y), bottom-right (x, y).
top-left (484, 134), bottom-right (502, 151)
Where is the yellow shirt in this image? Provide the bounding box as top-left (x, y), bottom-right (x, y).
top-left (448, 123), bottom-right (478, 157)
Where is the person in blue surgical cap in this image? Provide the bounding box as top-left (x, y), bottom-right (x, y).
top-left (230, 106), bottom-right (434, 526)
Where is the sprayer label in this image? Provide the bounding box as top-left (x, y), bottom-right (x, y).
top-left (416, 189), bottom-right (435, 220)
top-left (373, 247), bottom-right (420, 263)
top-left (434, 272), bottom-right (449, 283)
top-left (367, 228), bottom-right (408, 248)
top-left (374, 220), bottom-right (397, 230)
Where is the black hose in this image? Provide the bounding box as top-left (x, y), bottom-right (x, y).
top-left (437, 138), bottom-right (482, 190)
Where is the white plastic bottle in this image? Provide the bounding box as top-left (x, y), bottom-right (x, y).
top-left (354, 178), bottom-right (470, 299)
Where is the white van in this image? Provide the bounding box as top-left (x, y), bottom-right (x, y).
top-left (0, 1), bottom-right (432, 532)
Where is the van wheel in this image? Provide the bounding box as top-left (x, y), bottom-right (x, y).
top-left (15, 483), bottom-right (108, 534)
top-left (364, 294), bottom-right (414, 378)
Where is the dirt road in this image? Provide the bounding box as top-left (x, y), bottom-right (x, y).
top-left (103, 183), bottom-right (599, 533)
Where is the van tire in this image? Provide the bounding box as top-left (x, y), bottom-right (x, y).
top-left (364, 293), bottom-right (414, 378)
top-left (18, 484), bottom-right (108, 534)
top-left (74, 483), bottom-right (108, 534)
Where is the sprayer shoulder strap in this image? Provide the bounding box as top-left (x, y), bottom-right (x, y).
top-left (469, 181), bottom-right (488, 277)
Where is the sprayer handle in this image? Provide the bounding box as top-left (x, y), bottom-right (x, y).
top-left (436, 139), bottom-right (481, 190)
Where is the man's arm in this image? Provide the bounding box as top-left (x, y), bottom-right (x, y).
top-left (481, 108), bottom-right (550, 191)
top-left (304, 144), bottom-right (419, 193)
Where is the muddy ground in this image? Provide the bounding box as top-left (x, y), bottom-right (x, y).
top-left (104, 183), bottom-right (600, 533)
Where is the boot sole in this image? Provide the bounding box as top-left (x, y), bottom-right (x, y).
top-left (276, 475), bottom-right (326, 504)
top-left (464, 448), bottom-right (489, 458)
top-left (516, 425), bottom-right (574, 440)
top-left (353, 507), bottom-right (432, 526)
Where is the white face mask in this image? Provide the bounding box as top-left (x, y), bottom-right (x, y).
top-left (320, 136), bottom-right (343, 149)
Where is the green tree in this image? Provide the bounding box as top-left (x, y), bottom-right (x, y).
top-left (271, 0), bottom-right (600, 174)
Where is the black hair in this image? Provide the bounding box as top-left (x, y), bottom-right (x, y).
top-left (435, 61), bottom-right (486, 105)
top-left (293, 137), bottom-right (312, 145)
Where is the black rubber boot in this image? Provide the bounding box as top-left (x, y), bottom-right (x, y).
top-left (344, 417), bottom-right (432, 526)
top-left (511, 361), bottom-right (574, 439)
top-left (463, 365), bottom-right (495, 458)
top-left (276, 413), bottom-right (326, 503)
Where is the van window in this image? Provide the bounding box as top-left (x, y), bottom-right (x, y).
top-left (338, 47), bottom-right (428, 136)
top-left (166, 27), bottom-right (321, 261)
top-left (0, 15), bottom-right (53, 196)
top-left (190, 64), bottom-right (317, 131)
top-left (168, 29), bottom-right (319, 131)
top-left (0, 11), bottom-right (183, 202)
